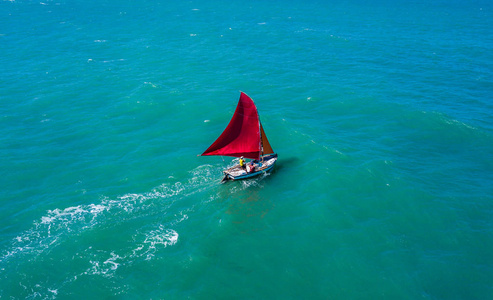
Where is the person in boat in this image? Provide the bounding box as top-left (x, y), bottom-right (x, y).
top-left (239, 156), bottom-right (245, 169)
top-left (246, 161), bottom-right (256, 173)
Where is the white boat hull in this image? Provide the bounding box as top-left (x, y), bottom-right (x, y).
top-left (222, 154), bottom-right (278, 181)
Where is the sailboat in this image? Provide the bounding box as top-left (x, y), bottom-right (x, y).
top-left (201, 92), bottom-right (278, 181)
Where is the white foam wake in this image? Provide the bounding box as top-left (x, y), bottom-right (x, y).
top-left (0, 164), bottom-right (218, 265)
top-left (132, 225), bottom-right (179, 261)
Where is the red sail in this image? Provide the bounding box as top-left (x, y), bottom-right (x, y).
top-left (260, 123), bottom-right (274, 155)
top-left (202, 92), bottom-right (261, 159)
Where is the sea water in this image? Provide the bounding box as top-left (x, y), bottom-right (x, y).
top-left (1, 0), bottom-right (492, 298)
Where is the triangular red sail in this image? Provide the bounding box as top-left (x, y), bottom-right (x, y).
top-left (202, 92), bottom-right (261, 159)
top-left (260, 123), bottom-right (274, 155)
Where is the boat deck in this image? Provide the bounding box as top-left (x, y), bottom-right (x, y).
top-left (223, 154), bottom-right (277, 180)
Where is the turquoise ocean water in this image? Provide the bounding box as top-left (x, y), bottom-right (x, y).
top-left (1, 0), bottom-right (493, 298)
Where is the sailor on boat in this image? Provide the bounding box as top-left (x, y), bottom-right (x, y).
top-left (239, 156), bottom-right (245, 169)
top-left (246, 161), bottom-right (256, 173)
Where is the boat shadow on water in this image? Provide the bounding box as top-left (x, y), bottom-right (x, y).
top-left (272, 156), bottom-right (300, 173)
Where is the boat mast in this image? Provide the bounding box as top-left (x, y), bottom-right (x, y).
top-left (258, 109), bottom-right (263, 161)
top-left (260, 122), bottom-right (263, 161)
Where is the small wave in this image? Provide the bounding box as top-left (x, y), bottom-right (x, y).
top-left (84, 251), bottom-right (122, 277)
top-left (102, 58), bottom-right (126, 63)
top-left (143, 81), bottom-right (158, 88)
top-left (132, 226), bottom-right (178, 261)
top-left (441, 115), bottom-right (477, 131)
